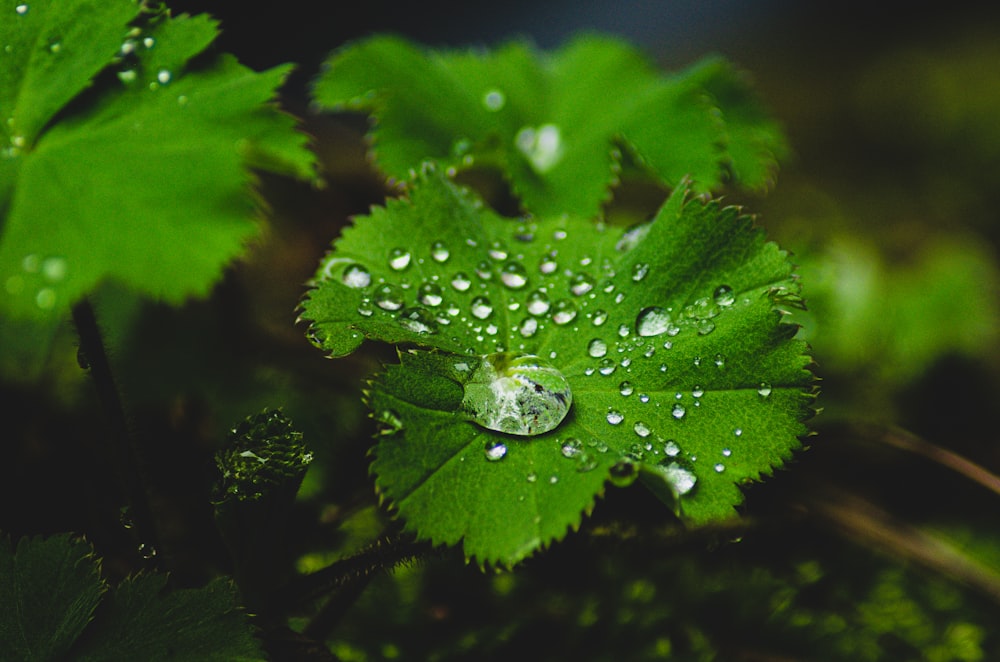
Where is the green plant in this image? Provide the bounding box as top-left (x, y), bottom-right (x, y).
top-left (3, 2), bottom-right (999, 660)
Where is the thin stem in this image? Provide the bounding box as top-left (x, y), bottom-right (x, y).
top-left (72, 297), bottom-right (159, 565)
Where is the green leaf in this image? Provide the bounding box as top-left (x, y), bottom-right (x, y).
top-left (0, 534), bottom-right (103, 660)
top-left (72, 574), bottom-right (263, 662)
top-left (312, 34), bottom-right (786, 218)
top-left (299, 169), bottom-right (815, 566)
top-left (0, 1), bottom-right (314, 324)
top-left (0, 534), bottom-right (264, 661)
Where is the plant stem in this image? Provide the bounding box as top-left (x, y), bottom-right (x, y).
top-left (72, 297), bottom-right (159, 566)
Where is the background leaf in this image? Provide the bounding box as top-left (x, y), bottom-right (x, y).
top-left (312, 34), bottom-right (786, 218)
top-left (0, 1), bottom-right (315, 328)
top-left (300, 169), bottom-right (814, 565)
top-left (0, 534), bottom-right (103, 661)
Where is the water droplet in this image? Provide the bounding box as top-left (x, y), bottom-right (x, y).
top-left (549, 475), bottom-right (559, 485)
top-left (500, 261), bottom-right (528, 289)
top-left (156, 69), bottom-right (171, 85)
top-left (35, 288), bottom-right (56, 309)
top-left (713, 284), bottom-right (735, 307)
top-left (388, 247), bottom-right (411, 271)
top-left (475, 260), bottom-right (493, 280)
top-left (48, 41), bottom-right (61, 54)
top-left (660, 461), bottom-right (697, 495)
top-left (418, 282), bottom-right (443, 306)
top-left (587, 338), bottom-right (608, 358)
top-left (561, 438), bottom-right (583, 459)
top-left (618, 324), bottom-right (630, 338)
top-left (598, 358), bottom-right (616, 376)
top-left (714, 463), bottom-right (726, 473)
top-left (663, 440), bottom-right (681, 457)
top-left (734, 428), bottom-right (743, 437)
top-left (758, 382), bottom-right (772, 398)
top-left (398, 307), bottom-right (437, 334)
top-left (636, 306), bottom-right (671, 337)
top-left (450, 273), bottom-right (472, 291)
top-left (525, 289), bottom-right (551, 316)
top-left (117, 69), bottom-right (137, 84)
top-left (485, 440), bottom-right (508, 461)
top-left (539, 256), bottom-right (558, 274)
top-left (515, 123), bottom-right (564, 173)
top-left (487, 241), bottom-right (508, 261)
top-left (569, 273), bottom-right (595, 296)
top-left (722, 448), bottom-right (732, 457)
top-left (15, 4), bottom-right (28, 15)
top-left (616, 223), bottom-right (650, 252)
top-left (518, 317), bottom-right (538, 337)
top-left (692, 386), bottom-right (704, 398)
top-left (470, 296), bottom-right (493, 319)
top-left (342, 263), bottom-right (372, 289)
top-left (696, 319), bottom-right (716, 336)
top-left (591, 309), bottom-right (608, 326)
top-left (633, 421), bottom-right (651, 437)
top-left (431, 241), bottom-right (450, 263)
top-left (577, 453), bottom-right (598, 473)
top-left (551, 299), bottom-right (577, 325)
top-left (357, 299), bottom-right (374, 317)
top-left (526, 471), bottom-right (537, 483)
top-left (671, 403), bottom-right (686, 419)
top-left (41, 256), bottom-right (66, 282)
top-left (462, 353), bottom-right (572, 436)
top-left (483, 88), bottom-right (505, 111)
top-left (606, 409), bottom-right (624, 425)
top-left (375, 284), bottom-right (404, 310)
top-left (638, 393), bottom-right (650, 403)
top-left (713, 353), bottom-right (725, 368)
top-left (632, 263), bottom-right (650, 281)
top-left (619, 381), bottom-right (634, 396)
top-left (138, 543), bottom-right (158, 560)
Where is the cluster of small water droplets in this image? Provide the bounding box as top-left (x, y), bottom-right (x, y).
top-left (4, 254), bottom-right (68, 310)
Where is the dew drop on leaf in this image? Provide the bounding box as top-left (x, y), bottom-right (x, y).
top-left (598, 358), bottom-right (616, 376)
top-left (539, 256), bottom-right (558, 274)
top-left (592, 309), bottom-right (608, 326)
top-left (470, 296), bottom-right (493, 319)
top-left (500, 261), bottom-right (528, 289)
top-left (758, 382), bottom-right (773, 398)
top-left (375, 284), bottom-right (404, 310)
top-left (482, 88), bottom-right (505, 111)
top-left (632, 263), bottom-right (650, 281)
top-left (660, 461), bottom-right (697, 495)
top-left (15, 4), bottom-right (28, 15)
top-left (561, 438), bottom-right (583, 459)
top-left (610, 459), bottom-right (638, 487)
top-left (587, 338), bottom-right (608, 358)
top-left (518, 317), bottom-right (538, 337)
top-left (663, 440), bottom-right (681, 457)
top-left (431, 241), bottom-right (450, 263)
top-left (671, 403), bottom-right (686, 419)
top-left (633, 421), bottom-right (651, 437)
top-left (570, 272), bottom-right (595, 296)
top-left (619, 381), bottom-right (634, 396)
top-left (342, 263), bottom-right (372, 289)
top-left (551, 299), bottom-right (577, 325)
top-left (484, 440), bottom-right (508, 461)
top-left (636, 306), bottom-right (671, 337)
top-left (388, 247), bottom-right (412, 271)
top-left (713, 284), bottom-right (736, 307)
top-left (397, 307), bottom-right (437, 335)
top-left (451, 272), bottom-right (472, 291)
top-left (606, 409), bottom-right (624, 425)
top-left (461, 353), bottom-right (572, 436)
top-left (418, 282), bottom-right (443, 306)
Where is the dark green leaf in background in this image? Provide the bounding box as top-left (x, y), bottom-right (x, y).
top-left (313, 34), bottom-right (787, 219)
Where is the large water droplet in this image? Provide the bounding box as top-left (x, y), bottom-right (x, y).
top-left (606, 409), bottom-right (624, 425)
top-left (713, 284), bottom-right (735, 307)
top-left (451, 272), bottom-right (472, 291)
top-left (636, 306), bottom-right (671, 337)
top-left (671, 403), bottom-right (686, 419)
top-left (587, 338), bottom-right (608, 358)
top-left (341, 263), bottom-right (372, 289)
top-left (462, 353), bottom-right (572, 436)
top-left (518, 317), bottom-right (538, 337)
top-left (757, 382), bottom-right (773, 398)
top-left (388, 247), bottom-right (412, 271)
top-left (619, 381), bottom-right (634, 396)
top-left (598, 358), bottom-right (616, 376)
top-left (661, 461), bottom-right (697, 495)
top-left (633, 421), bottom-right (651, 437)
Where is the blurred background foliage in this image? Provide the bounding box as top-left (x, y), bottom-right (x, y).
top-left (3, 1), bottom-right (1000, 659)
